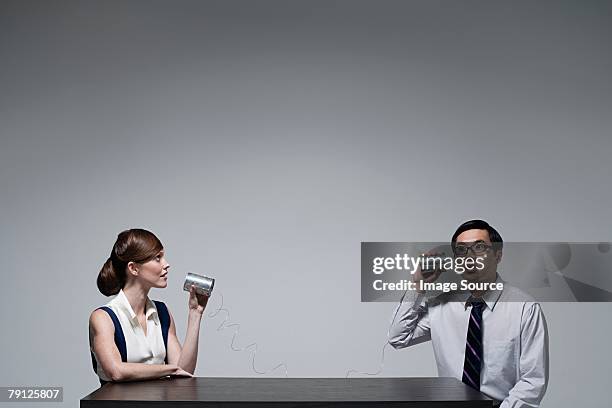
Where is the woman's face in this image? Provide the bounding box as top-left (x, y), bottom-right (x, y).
top-left (133, 249), bottom-right (170, 289)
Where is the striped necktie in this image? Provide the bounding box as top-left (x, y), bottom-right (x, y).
top-left (462, 298), bottom-right (485, 391)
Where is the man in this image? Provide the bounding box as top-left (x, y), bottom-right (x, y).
top-left (389, 220), bottom-right (549, 407)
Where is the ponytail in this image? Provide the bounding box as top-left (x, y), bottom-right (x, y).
top-left (97, 256), bottom-right (125, 296)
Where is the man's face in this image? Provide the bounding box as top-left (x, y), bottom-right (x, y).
top-left (454, 229), bottom-right (501, 282)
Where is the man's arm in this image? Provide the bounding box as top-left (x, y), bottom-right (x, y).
top-left (500, 303), bottom-right (549, 408)
top-left (388, 291), bottom-right (432, 348)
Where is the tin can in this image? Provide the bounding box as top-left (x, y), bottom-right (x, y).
top-left (421, 255), bottom-right (447, 274)
top-left (183, 273), bottom-right (215, 296)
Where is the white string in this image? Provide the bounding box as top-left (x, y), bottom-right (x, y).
top-left (345, 290), bottom-right (409, 377)
top-left (345, 341), bottom-right (390, 378)
top-left (204, 288), bottom-right (406, 378)
top-left (206, 291), bottom-right (289, 377)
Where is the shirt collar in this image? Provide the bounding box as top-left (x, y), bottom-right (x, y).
top-left (116, 289), bottom-right (159, 326)
top-left (463, 274), bottom-right (505, 311)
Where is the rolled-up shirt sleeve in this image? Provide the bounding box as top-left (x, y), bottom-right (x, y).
top-left (500, 303), bottom-right (549, 408)
top-left (388, 291), bottom-right (431, 349)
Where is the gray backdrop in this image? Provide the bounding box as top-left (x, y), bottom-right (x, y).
top-left (1, 0), bottom-right (611, 407)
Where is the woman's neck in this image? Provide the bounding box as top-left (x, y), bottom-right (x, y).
top-left (122, 282), bottom-right (149, 317)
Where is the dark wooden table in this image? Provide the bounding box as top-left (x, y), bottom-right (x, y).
top-left (81, 377), bottom-right (493, 408)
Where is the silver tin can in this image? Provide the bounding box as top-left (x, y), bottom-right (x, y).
top-left (183, 273), bottom-right (215, 296)
top-left (421, 255), bottom-right (448, 274)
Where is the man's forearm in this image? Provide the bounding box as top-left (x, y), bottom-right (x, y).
top-left (388, 292), bottom-right (430, 348)
top-left (499, 377), bottom-right (547, 408)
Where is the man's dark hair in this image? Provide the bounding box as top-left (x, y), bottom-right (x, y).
top-left (451, 219), bottom-right (503, 251)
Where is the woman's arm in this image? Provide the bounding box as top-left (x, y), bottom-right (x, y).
top-left (89, 310), bottom-right (191, 382)
top-left (166, 286), bottom-right (209, 374)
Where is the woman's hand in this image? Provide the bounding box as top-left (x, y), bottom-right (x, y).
top-left (170, 365), bottom-right (194, 378)
top-left (188, 285), bottom-right (209, 315)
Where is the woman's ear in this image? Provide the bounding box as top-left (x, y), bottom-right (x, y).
top-left (127, 261), bottom-right (140, 276)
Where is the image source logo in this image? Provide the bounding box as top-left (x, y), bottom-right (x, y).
top-left (361, 242), bottom-right (612, 302)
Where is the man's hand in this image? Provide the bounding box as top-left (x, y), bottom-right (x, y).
top-left (413, 247), bottom-right (447, 293)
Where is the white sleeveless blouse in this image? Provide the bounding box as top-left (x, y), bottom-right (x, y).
top-left (90, 290), bottom-right (167, 382)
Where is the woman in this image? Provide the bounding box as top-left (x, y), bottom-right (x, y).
top-left (89, 229), bottom-right (208, 383)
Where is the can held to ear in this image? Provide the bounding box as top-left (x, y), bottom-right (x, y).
top-left (421, 255), bottom-right (448, 275)
top-left (183, 273), bottom-right (215, 296)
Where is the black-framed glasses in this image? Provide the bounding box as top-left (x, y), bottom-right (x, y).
top-left (453, 240), bottom-right (493, 256)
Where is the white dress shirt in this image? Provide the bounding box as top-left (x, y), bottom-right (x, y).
top-left (90, 290), bottom-right (167, 382)
top-left (389, 276), bottom-right (549, 407)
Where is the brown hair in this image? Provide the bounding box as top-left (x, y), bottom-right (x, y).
top-left (97, 229), bottom-right (164, 296)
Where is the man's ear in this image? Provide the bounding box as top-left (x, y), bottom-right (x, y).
top-left (494, 249), bottom-right (503, 264)
top-left (127, 261), bottom-right (140, 277)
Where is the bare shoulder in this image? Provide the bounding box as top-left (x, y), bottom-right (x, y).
top-left (89, 309), bottom-right (114, 334)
